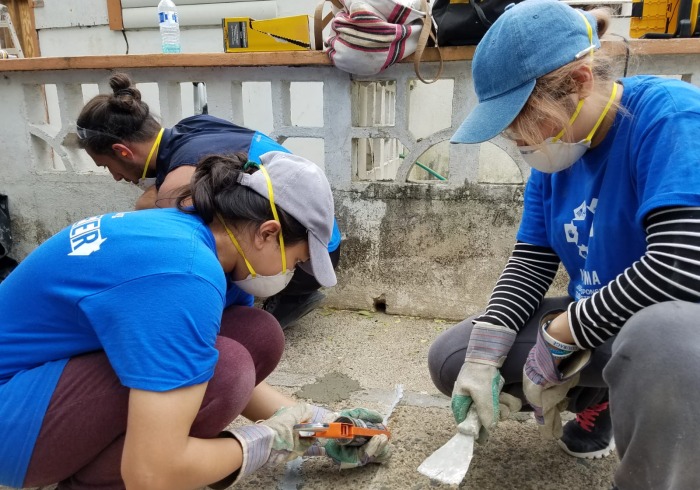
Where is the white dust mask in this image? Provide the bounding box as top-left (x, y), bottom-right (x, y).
top-left (519, 83), bottom-right (618, 173)
top-left (233, 269), bottom-right (295, 298)
top-left (519, 139), bottom-right (591, 173)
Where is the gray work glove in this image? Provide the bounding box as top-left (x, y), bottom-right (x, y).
top-left (522, 323), bottom-right (591, 439)
top-left (212, 402), bottom-right (314, 487)
top-left (451, 322), bottom-right (522, 432)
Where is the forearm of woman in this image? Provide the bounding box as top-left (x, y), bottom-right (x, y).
top-left (122, 385), bottom-right (243, 490)
top-left (134, 185), bottom-right (158, 210)
top-left (545, 311), bottom-right (576, 344)
top-left (241, 381), bottom-right (298, 421)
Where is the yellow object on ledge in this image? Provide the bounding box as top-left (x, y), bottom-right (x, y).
top-left (223, 15), bottom-right (312, 53)
top-left (630, 0), bottom-right (700, 38)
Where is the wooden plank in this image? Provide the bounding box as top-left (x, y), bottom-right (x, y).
top-left (107, 0), bottom-right (124, 31)
top-left (1, 39), bottom-right (700, 72)
top-left (0, 50), bottom-right (334, 71)
top-left (3, 0), bottom-right (39, 57)
top-left (16, 0), bottom-right (38, 57)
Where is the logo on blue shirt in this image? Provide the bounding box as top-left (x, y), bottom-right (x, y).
top-left (68, 216), bottom-right (106, 256)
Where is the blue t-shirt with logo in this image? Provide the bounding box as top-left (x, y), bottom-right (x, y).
top-left (517, 76), bottom-right (700, 300)
top-left (155, 114), bottom-right (342, 300)
top-left (0, 209), bottom-right (226, 487)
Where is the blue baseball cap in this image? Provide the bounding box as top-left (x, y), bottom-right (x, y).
top-left (451, 0), bottom-right (600, 144)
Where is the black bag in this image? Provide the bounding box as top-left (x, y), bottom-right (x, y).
top-left (432, 0), bottom-right (524, 46)
top-left (0, 195), bottom-right (11, 260)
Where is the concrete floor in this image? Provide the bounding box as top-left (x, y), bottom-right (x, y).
top-left (6, 307), bottom-right (618, 490)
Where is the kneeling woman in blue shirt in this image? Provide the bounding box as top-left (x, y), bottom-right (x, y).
top-left (0, 151), bottom-right (389, 489)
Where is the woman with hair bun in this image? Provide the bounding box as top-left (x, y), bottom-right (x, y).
top-left (0, 152), bottom-right (390, 489)
top-left (76, 72), bottom-right (342, 330)
top-left (428, 1), bottom-right (700, 488)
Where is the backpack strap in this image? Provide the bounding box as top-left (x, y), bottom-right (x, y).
top-left (314, 0), bottom-right (345, 50)
top-left (413, 0), bottom-right (444, 84)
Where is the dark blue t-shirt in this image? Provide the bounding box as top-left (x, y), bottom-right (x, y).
top-left (517, 76), bottom-right (700, 300)
top-left (0, 209), bottom-right (225, 487)
top-left (155, 115), bottom-right (283, 187)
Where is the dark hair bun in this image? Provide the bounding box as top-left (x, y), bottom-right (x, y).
top-left (108, 72), bottom-right (145, 114)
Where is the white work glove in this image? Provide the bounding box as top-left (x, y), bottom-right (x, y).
top-left (210, 402), bottom-right (314, 488)
top-left (452, 322), bottom-right (522, 432)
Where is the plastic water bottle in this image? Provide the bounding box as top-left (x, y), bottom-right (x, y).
top-left (157, 0), bottom-right (181, 53)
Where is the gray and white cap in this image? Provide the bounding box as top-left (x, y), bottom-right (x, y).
top-left (238, 151), bottom-right (337, 288)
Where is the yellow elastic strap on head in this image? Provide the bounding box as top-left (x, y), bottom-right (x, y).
top-left (552, 12), bottom-right (600, 143)
top-left (216, 212), bottom-right (257, 278)
top-left (574, 11), bottom-right (595, 60)
top-left (583, 82), bottom-right (618, 143)
top-left (142, 128), bottom-right (164, 180)
top-left (553, 98), bottom-right (586, 142)
top-left (257, 164), bottom-right (287, 272)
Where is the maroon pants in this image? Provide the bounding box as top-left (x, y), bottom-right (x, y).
top-left (23, 306), bottom-right (284, 490)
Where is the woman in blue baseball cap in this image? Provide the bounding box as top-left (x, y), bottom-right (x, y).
top-left (428, 0), bottom-right (700, 488)
top-left (0, 152), bottom-right (390, 489)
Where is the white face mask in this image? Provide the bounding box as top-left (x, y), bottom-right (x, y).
top-left (233, 269), bottom-right (295, 297)
top-left (136, 177), bottom-right (157, 191)
top-left (518, 83), bottom-right (618, 174)
top-left (519, 139), bottom-right (591, 173)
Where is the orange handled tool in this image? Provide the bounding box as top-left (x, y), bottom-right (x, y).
top-left (293, 420), bottom-right (391, 446)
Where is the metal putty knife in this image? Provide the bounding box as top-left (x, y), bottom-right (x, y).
top-left (417, 407), bottom-right (482, 485)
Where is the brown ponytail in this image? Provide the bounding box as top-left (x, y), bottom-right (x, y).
top-left (77, 72), bottom-right (161, 154)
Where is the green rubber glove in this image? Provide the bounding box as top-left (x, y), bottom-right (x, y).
top-left (324, 433), bottom-right (392, 469)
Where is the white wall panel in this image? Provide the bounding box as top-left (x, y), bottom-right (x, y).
top-left (122, 2), bottom-right (277, 29)
top-left (122, 0), bottom-right (258, 6)
top-left (34, 0), bottom-right (108, 29)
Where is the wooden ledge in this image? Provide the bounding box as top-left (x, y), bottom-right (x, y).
top-left (0, 39), bottom-right (699, 73)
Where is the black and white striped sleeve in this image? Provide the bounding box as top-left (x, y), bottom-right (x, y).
top-left (474, 241), bottom-right (561, 331)
top-left (569, 206), bottom-right (700, 349)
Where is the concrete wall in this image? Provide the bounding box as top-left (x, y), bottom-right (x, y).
top-left (0, 60), bottom-right (530, 320)
top-left (331, 184), bottom-right (527, 318)
top-left (3, 9), bottom-right (700, 319)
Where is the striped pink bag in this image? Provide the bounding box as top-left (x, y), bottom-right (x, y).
top-left (314, 0), bottom-right (442, 82)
